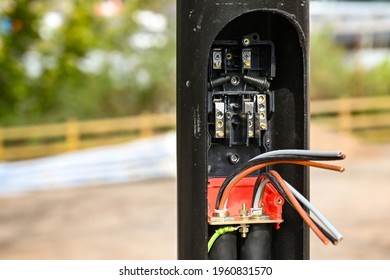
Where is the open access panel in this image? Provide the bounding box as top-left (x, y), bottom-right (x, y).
top-left (177, 0), bottom-right (344, 260)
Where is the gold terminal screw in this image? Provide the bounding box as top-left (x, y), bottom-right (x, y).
top-left (216, 131), bottom-right (224, 138)
top-left (243, 38), bottom-right (250, 46)
top-left (258, 95), bottom-right (265, 102)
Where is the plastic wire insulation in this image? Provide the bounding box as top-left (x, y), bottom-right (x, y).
top-left (284, 179), bottom-right (343, 242)
top-left (252, 176), bottom-right (270, 208)
top-left (249, 150), bottom-right (345, 162)
top-left (263, 172), bottom-right (338, 244)
top-left (268, 170), bottom-right (330, 245)
top-left (216, 153), bottom-right (345, 208)
top-left (311, 219), bottom-right (339, 245)
top-left (220, 159), bottom-right (344, 210)
top-left (207, 226), bottom-right (237, 253)
top-left (217, 160), bottom-right (345, 210)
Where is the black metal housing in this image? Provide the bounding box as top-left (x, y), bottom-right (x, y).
top-left (177, 0), bottom-right (310, 260)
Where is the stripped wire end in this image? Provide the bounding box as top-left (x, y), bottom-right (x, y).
top-left (334, 236), bottom-right (344, 245)
top-left (338, 152), bottom-right (347, 159)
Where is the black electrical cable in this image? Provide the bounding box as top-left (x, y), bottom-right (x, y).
top-left (264, 172), bottom-right (290, 204)
top-left (311, 219), bottom-right (338, 245)
top-left (267, 173), bottom-right (338, 244)
top-left (251, 174), bottom-right (268, 208)
top-left (215, 152), bottom-right (345, 209)
top-left (262, 172), bottom-right (338, 245)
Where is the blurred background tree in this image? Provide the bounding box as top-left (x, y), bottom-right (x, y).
top-left (0, 0), bottom-right (175, 125)
top-left (310, 30), bottom-right (390, 100)
top-left (310, 0), bottom-right (390, 101)
top-left (1, 0), bottom-right (389, 126)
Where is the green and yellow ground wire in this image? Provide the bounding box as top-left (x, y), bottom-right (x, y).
top-left (208, 226), bottom-right (239, 253)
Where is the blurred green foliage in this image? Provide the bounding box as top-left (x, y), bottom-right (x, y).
top-left (310, 30), bottom-right (390, 100)
top-left (1, 1), bottom-right (389, 126)
top-left (0, 0), bottom-right (175, 125)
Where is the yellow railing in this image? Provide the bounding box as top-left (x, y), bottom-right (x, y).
top-left (311, 96), bottom-right (390, 142)
top-left (0, 96), bottom-right (389, 161)
top-left (0, 112), bottom-right (176, 161)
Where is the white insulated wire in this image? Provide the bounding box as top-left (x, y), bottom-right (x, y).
top-left (284, 179), bottom-right (343, 243)
top-left (252, 178), bottom-right (270, 208)
top-left (249, 149), bottom-right (345, 162)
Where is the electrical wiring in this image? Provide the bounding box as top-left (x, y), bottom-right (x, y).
top-left (210, 150), bottom-right (346, 249)
top-left (259, 172), bottom-right (338, 245)
top-left (268, 170), bottom-right (329, 245)
top-left (283, 179), bottom-right (343, 243)
top-left (249, 150), bottom-right (345, 162)
top-left (215, 150), bottom-right (346, 208)
top-left (208, 226), bottom-right (238, 253)
top-left (218, 159), bottom-right (345, 210)
top-left (252, 175), bottom-right (269, 208)
top-left (223, 173), bottom-right (269, 210)
top-left (311, 219), bottom-right (338, 245)
top-left (251, 173), bottom-right (343, 243)
top-left (220, 159), bottom-right (344, 210)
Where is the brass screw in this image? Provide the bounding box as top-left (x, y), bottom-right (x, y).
top-left (239, 203), bottom-right (250, 238)
top-left (216, 111), bottom-right (224, 119)
top-left (216, 131), bottom-right (224, 138)
top-left (239, 226), bottom-right (249, 238)
top-left (240, 203), bottom-right (248, 217)
top-left (258, 95), bottom-right (265, 102)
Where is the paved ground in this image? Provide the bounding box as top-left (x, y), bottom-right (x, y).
top-left (0, 124), bottom-right (389, 259)
top-left (310, 125), bottom-right (390, 259)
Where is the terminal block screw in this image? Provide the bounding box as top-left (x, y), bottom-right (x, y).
top-left (228, 153), bottom-right (240, 164)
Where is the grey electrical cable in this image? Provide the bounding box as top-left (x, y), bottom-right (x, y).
top-left (252, 178), bottom-right (270, 209)
top-left (284, 179), bottom-right (343, 243)
top-left (249, 149), bottom-right (345, 162)
top-left (216, 150), bottom-right (346, 210)
top-left (224, 176), bottom-right (269, 209)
